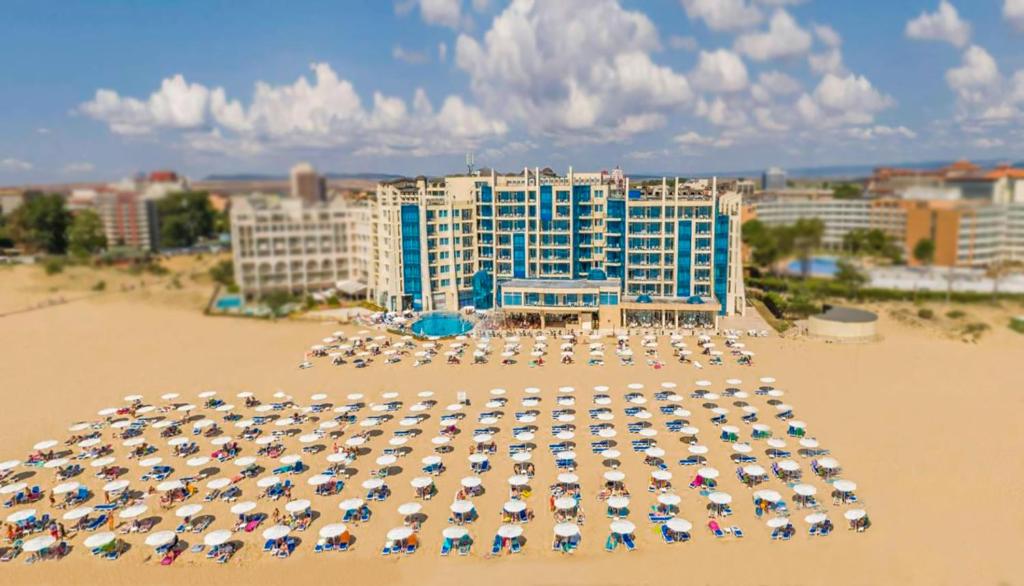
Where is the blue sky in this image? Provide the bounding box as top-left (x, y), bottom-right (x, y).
top-left (2, 0), bottom-right (1024, 183)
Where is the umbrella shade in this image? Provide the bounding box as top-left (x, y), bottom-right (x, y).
top-left (697, 467), bottom-right (719, 479)
top-left (339, 498), bottom-right (365, 511)
top-left (62, 506), bottom-right (93, 521)
top-left (398, 503), bottom-right (422, 516)
top-left (742, 465), bottom-right (766, 477)
top-left (176, 504), bottom-right (203, 518)
top-left (230, 502), bottom-right (257, 515)
top-left (844, 509), bottom-right (867, 521)
top-left (387, 527), bottom-right (414, 541)
top-left (778, 460), bottom-right (801, 472)
top-left (834, 480), bottom-right (858, 492)
top-left (84, 532), bottom-right (116, 549)
top-left (442, 526), bottom-right (469, 540)
top-left (6, 509), bottom-right (37, 524)
top-left (511, 452), bottom-right (532, 463)
top-left (410, 476), bottom-right (434, 489)
top-left (33, 440), bottom-right (58, 450)
top-left (206, 478), bottom-right (232, 490)
top-left (554, 497), bottom-right (577, 510)
top-left (753, 490), bottom-right (782, 503)
top-left (606, 496), bottom-right (630, 509)
top-left (308, 475), bottom-right (332, 487)
top-left (285, 500), bottom-right (311, 514)
top-left (657, 493), bottom-right (682, 506)
top-left (23, 535), bottom-right (57, 553)
top-left (262, 525), bottom-right (291, 540)
top-left (145, 531), bottom-right (177, 548)
top-left (204, 530), bottom-right (232, 546)
top-left (361, 479), bottom-right (385, 490)
top-left (793, 484), bottom-right (817, 496)
top-left (553, 523), bottom-right (580, 537)
top-left (460, 477), bottom-right (482, 488)
top-left (497, 524), bottom-right (523, 539)
top-left (507, 475), bottom-right (530, 487)
top-left (603, 471), bottom-right (626, 482)
top-left (503, 500), bottom-right (527, 513)
top-left (53, 482), bottom-right (81, 495)
top-left (610, 520), bottom-right (636, 535)
top-left (319, 523), bottom-right (348, 538)
top-left (119, 504), bottom-right (148, 519)
top-left (557, 473), bottom-right (579, 484)
top-left (651, 470), bottom-right (672, 481)
top-left (234, 457), bottom-right (257, 467)
top-left (708, 492), bottom-right (732, 505)
top-left (665, 518), bottom-right (692, 533)
top-left (804, 513), bottom-right (828, 525)
top-left (256, 476), bottom-right (282, 488)
top-left (450, 500), bottom-right (474, 514)
top-left (766, 517), bottom-right (791, 529)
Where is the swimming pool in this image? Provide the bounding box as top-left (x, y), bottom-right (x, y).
top-left (411, 312), bottom-right (473, 337)
top-left (786, 257), bottom-right (839, 277)
top-left (215, 295), bottom-right (243, 310)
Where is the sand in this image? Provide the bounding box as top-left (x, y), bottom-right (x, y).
top-left (0, 266), bottom-right (1023, 586)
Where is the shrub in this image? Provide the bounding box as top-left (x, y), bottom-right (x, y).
top-left (962, 322), bottom-right (990, 339)
top-left (946, 309), bottom-right (966, 319)
top-left (1010, 318), bottom-right (1024, 334)
top-left (92, 280), bottom-right (106, 292)
top-left (917, 308), bottom-right (934, 319)
top-left (43, 257), bottom-right (64, 275)
top-left (761, 292), bottom-right (787, 318)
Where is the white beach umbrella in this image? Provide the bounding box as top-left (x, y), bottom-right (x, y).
top-left (176, 504), bottom-right (203, 518)
top-left (145, 530), bottom-right (177, 548)
top-left (610, 520), bottom-right (635, 535)
top-left (62, 506), bottom-right (93, 521)
top-left (708, 492), bottom-right (732, 505)
top-left (230, 501), bottom-right (257, 515)
top-left (262, 525), bottom-right (291, 540)
top-left (119, 504), bottom-right (148, 519)
top-left (204, 529), bottom-right (233, 547)
top-left (23, 535), bottom-right (56, 553)
top-left (6, 509), bottom-right (37, 524)
top-left (84, 532), bottom-right (116, 549)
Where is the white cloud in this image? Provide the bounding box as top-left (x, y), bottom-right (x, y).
top-left (942, 44), bottom-right (1024, 126)
top-left (614, 113), bottom-right (666, 135)
top-left (455, 0), bottom-right (691, 139)
top-left (906, 1), bottom-right (971, 48)
top-left (62, 162), bottom-right (96, 174)
top-left (797, 73), bottom-right (894, 126)
top-left (1006, 0), bottom-right (1024, 31)
top-left (695, 97), bottom-right (748, 127)
top-left (393, 45), bottom-right (429, 64)
top-left (809, 47), bottom-right (846, 75)
top-left (751, 70), bottom-right (801, 102)
top-left (680, 0), bottom-right (763, 32)
top-left (668, 35), bottom-right (698, 51)
top-left (813, 24), bottom-right (841, 48)
top-left (946, 45), bottom-right (1000, 101)
top-left (734, 9), bottom-right (812, 61)
top-left (972, 137), bottom-right (1005, 148)
top-left (847, 125), bottom-right (917, 140)
top-left (691, 49), bottom-right (749, 93)
top-left (471, 0), bottom-right (490, 11)
top-left (81, 62), bottom-right (505, 158)
top-left (418, 0), bottom-right (465, 29)
top-left (674, 131), bottom-right (715, 146)
top-left (36, 127), bottom-right (51, 135)
top-left (438, 42), bottom-right (448, 62)
top-left (0, 158), bottom-right (32, 172)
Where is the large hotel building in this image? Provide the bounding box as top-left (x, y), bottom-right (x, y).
top-left (369, 168), bottom-right (744, 329)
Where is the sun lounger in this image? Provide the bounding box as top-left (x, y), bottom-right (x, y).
top-left (622, 534), bottom-right (636, 551)
top-left (731, 526), bottom-right (744, 538)
top-left (708, 520), bottom-right (725, 538)
top-left (604, 535), bottom-right (617, 552)
top-left (84, 514), bottom-right (108, 531)
top-left (660, 525), bottom-right (675, 543)
top-left (244, 519), bottom-right (261, 532)
top-left (490, 535), bottom-right (502, 555)
top-left (510, 539), bottom-right (521, 554)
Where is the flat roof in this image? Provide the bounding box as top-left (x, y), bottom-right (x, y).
top-left (502, 278), bottom-right (621, 290)
top-left (816, 306), bottom-right (878, 323)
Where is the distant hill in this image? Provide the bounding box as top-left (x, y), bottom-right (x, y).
top-left (640, 157), bottom-right (1012, 180)
top-left (204, 172), bottom-right (404, 182)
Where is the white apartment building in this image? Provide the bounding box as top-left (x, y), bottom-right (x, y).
top-left (230, 193), bottom-right (372, 298)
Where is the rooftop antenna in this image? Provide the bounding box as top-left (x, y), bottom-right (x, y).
top-left (466, 152), bottom-right (475, 175)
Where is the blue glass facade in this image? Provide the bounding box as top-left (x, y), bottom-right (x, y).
top-left (676, 220), bottom-right (692, 297)
top-left (714, 212), bottom-right (730, 315)
top-left (400, 204), bottom-right (423, 310)
top-left (512, 233), bottom-right (526, 278)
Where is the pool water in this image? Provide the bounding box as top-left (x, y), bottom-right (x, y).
top-left (786, 257), bottom-right (839, 277)
top-left (215, 295), bottom-right (243, 310)
top-left (411, 312), bottom-right (473, 337)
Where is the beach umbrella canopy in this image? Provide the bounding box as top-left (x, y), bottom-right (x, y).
top-left (819, 457), bottom-right (840, 469)
top-left (176, 504), bottom-right (203, 518)
top-left (666, 518), bottom-right (692, 533)
top-left (361, 479), bottom-right (385, 490)
top-left (157, 480), bottom-right (185, 493)
top-left (507, 475), bottom-right (530, 487)
top-left (0, 460), bottom-right (21, 472)
top-left (145, 530), bottom-right (177, 548)
top-left (23, 535), bottom-right (56, 553)
top-left (204, 530), bottom-right (232, 547)
top-left (339, 498), bottom-right (365, 511)
top-left (84, 532), bottom-right (116, 549)
top-left (753, 490), bottom-right (782, 503)
top-left (0, 482), bottom-right (27, 495)
top-left (799, 438), bottom-right (820, 449)
top-left (511, 452), bottom-right (532, 463)
top-left (651, 470), bottom-right (672, 481)
top-left (767, 517), bottom-right (791, 529)
top-left (793, 484), bottom-right (817, 497)
top-left (325, 453), bottom-right (348, 465)
top-left (187, 457), bottom-right (211, 468)
top-left (553, 523), bottom-right (580, 537)
top-left (834, 480), bottom-right (858, 493)
top-left (556, 451), bottom-right (577, 460)
top-left (805, 512), bottom-right (828, 525)
top-left (766, 439), bottom-right (787, 449)
top-left (6, 509), bottom-right (36, 524)
top-left (657, 493), bottom-right (682, 506)
top-left (262, 525), bottom-right (291, 540)
top-left (497, 524), bottom-right (523, 539)
top-left (778, 460), bottom-right (800, 472)
top-left (398, 502), bottom-right (422, 516)
top-left (557, 473), bottom-right (579, 484)
top-left (256, 476), bottom-right (282, 489)
top-left (708, 492), bottom-right (732, 505)
top-left (119, 504), bottom-right (148, 519)
top-left (387, 527), bottom-right (414, 542)
top-left (644, 447), bottom-right (666, 458)
top-left (554, 497), bottom-right (577, 510)
top-left (503, 500), bottom-right (527, 513)
top-left (52, 481), bottom-right (81, 495)
top-left (598, 428), bottom-right (617, 438)
top-left (467, 453), bottom-right (489, 464)
top-left (345, 437), bottom-right (367, 447)
top-left (607, 496), bottom-right (630, 509)
top-left (732, 443), bottom-right (752, 454)
top-left (230, 501), bottom-right (257, 515)
top-left (442, 526), bottom-right (469, 540)
top-left (513, 432), bottom-right (534, 441)
top-left (742, 465), bottom-right (766, 477)
top-left (317, 523), bottom-right (347, 539)
top-left (410, 477), bottom-right (433, 489)
top-left (63, 506), bottom-right (93, 521)
top-left (460, 476), bottom-right (482, 488)
top-left (697, 467), bottom-right (719, 479)
top-left (556, 431), bottom-right (575, 440)
top-left (206, 478), bottom-right (231, 490)
top-left (234, 457), bottom-right (257, 467)
top-left (603, 471), bottom-right (626, 482)
top-left (844, 509), bottom-right (867, 521)
top-left (33, 440), bottom-right (58, 451)
top-left (307, 475), bottom-right (332, 487)
top-left (375, 455), bottom-right (398, 467)
top-left (285, 499), bottom-right (311, 514)
top-left (450, 500), bottom-right (474, 514)
top-left (610, 520), bottom-right (636, 535)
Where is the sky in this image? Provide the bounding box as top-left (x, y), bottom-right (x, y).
top-left (2, 0), bottom-right (1024, 183)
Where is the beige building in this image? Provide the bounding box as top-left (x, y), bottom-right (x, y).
top-left (230, 193), bottom-right (371, 298)
top-left (290, 162), bottom-right (326, 205)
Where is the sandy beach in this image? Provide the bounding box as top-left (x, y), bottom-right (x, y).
top-left (0, 266), bottom-right (1022, 586)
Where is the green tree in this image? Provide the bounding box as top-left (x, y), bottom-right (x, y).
top-left (209, 259), bottom-right (235, 287)
top-left (913, 238), bottom-right (935, 266)
top-left (67, 209), bottom-right (108, 257)
top-left (832, 183), bottom-right (862, 199)
top-left (263, 290), bottom-right (293, 317)
top-left (791, 218), bottom-right (824, 278)
top-left (156, 191), bottom-right (216, 249)
top-left (742, 219), bottom-right (786, 271)
top-left (7, 193), bottom-right (71, 254)
top-left (834, 259), bottom-right (868, 297)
